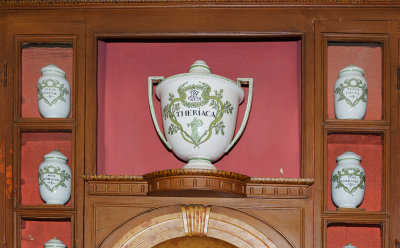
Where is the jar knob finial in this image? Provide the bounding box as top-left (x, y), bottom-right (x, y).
top-left (189, 60), bottom-right (211, 74)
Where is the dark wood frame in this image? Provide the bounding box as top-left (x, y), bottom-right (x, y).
top-left (0, 3), bottom-right (399, 248)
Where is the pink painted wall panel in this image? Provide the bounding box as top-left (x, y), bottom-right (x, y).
top-left (97, 41), bottom-right (301, 177)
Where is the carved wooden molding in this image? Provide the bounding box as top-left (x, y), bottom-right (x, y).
top-left (143, 169), bottom-right (250, 182)
top-left (246, 183), bottom-right (311, 198)
top-left (83, 174), bottom-right (145, 181)
top-left (87, 181), bottom-right (148, 195)
top-left (249, 177), bottom-right (314, 185)
top-left (1, 0), bottom-right (400, 6)
top-left (84, 172), bottom-right (314, 198)
top-left (181, 204), bottom-right (212, 237)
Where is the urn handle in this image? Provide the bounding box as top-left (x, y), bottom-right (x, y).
top-left (148, 76), bottom-right (172, 150)
top-left (225, 78), bottom-right (253, 153)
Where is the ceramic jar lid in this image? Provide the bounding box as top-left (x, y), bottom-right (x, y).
top-left (43, 149), bottom-right (68, 162)
top-left (44, 237), bottom-right (66, 248)
top-left (189, 60), bottom-right (211, 74)
top-left (157, 60), bottom-right (243, 96)
top-left (41, 64), bottom-right (66, 77)
top-left (336, 151), bottom-right (361, 162)
top-left (338, 64), bottom-right (364, 76)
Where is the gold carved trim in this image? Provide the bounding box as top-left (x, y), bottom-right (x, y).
top-left (2, 0), bottom-right (400, 6)
top-left (181, 204), bottom-right (212, 237)
top-left (83, 174), bottom-right (145, 181)
top-left (249, 177), bottom-right (314, 185)
top-left (143, 169), bottom-right (250, 183)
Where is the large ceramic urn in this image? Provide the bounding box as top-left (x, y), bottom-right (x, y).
top-left (149, 60), bottom-right (253, 170)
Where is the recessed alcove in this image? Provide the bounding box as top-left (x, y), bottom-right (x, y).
top-left (327, 42), bottom-right (382, 120)
top-left (21, 43), bottom-right (74, 119)
top-left (20, 131), bottom-right (73, 206)
top-left (327, 223), bottom-right (382, 248)
top-left (97, 39), bottom-right (302, 178)
top-left (20, 218), bottom-right (71, 248)
top-left (326, 133), bottom-right (383, 211)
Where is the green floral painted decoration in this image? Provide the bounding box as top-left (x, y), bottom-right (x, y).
top-left (163, 81), bottom-right (233, 148)
top-left (38, 79), bottom-right (70, 106)
top-left (332, 167), bottom-right (365, 196)
top-left (334, 78), bottom-right (368, 108)
top-left (39, 165), bottom-right (71, 192)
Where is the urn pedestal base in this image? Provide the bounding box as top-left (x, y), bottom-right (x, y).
top-left (143, 169), bottom-right (250, 197)
top-left (183, 158), bottom-right (217, 170)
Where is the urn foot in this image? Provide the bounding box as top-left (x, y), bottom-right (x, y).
top-left (183, 157), bottom-right (216, 170)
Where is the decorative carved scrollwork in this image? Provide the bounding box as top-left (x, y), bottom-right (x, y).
top-left (181, 204), bottom-right (212, 237)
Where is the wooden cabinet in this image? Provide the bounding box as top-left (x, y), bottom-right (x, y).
top-left (2, 10), bottom-right (86, 248)
top-left (314, 20), bottom-right (399, 248)
top-left (0, 2), bottom-right (399, 248)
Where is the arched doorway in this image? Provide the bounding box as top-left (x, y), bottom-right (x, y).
top-left (100, 205), bottom-right (294, 248)
top-left (154, 236), bottom-right (237, 248)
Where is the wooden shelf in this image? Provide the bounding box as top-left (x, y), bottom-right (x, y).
top-left (323, 120), bottom-right (389, 130)
top-left (84, 170), bottom-right (314, 199)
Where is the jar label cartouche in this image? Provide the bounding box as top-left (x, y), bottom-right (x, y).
top-left (332, 167), bottom-right (365, 195)
top-left (162, 82), bottom-right (233, 148)
top-left (38, 79), bottom-right (70, 106)
top-left (39, 165), bottom-right (71, 193)
top-left (334, 78), bottom-right (368, 108)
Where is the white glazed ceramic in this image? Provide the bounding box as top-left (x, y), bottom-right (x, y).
top-left (343, 243), bottom-right (357, 248)
top-left (38, 64), bottom-right (71, 118)
top-left (149, 60), bottom-right (253, 169)
top-left (44, 237), bottom-right (67, 248)
top-left (334, 65), bottom-right (368, 119)
top-left (38, 150), bottom-right (71, 205)
top-left (331, 151), bottom-right (365, 208)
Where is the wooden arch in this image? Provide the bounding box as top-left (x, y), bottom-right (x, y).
top-left (99, 205), bottom-right (295, 248)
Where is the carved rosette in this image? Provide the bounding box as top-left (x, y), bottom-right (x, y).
top-left (181, 204), bottom-right (212, 237)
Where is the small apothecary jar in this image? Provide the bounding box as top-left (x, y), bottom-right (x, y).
top-left (334, 65), bottom-right (368, 120)
top-left (331, 151), bottom-right (365, 208)
top-left (37, 64), bottom-right (71, 118)
top-left (38, 149), bottom-right (71, 205)
top-left (44, 237), bottom-right (66, 248)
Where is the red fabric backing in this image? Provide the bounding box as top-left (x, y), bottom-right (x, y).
top-left (20, 132), bottom-right (72, 206)
top-left (22, 46), bottom-right (73, 118)
top-left (21, 219), bottom-right (71, 248)
top-left (327, 45), bottom-right (382, 120)
top-left (327, 134), bottom-right (382, 211)
top-left (97, 41), bottom-right (301, 177)
top-left (327, 224), bottom-right (381, 248)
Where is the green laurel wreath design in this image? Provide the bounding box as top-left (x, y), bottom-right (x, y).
top-left (39, 165), bottom-right (71, 192)
top-left (332, 167), bottom-right (365, 196)
top-left (163, 82), bottom-right (233, 148)
top-left (38, 79), bottom-right (70, 106)
top-left (334, 78), bottom-right (368, 108)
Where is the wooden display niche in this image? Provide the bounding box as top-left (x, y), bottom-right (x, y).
top-left (83, 169), bottom-right (313, 198)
